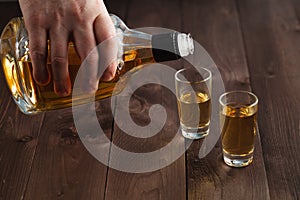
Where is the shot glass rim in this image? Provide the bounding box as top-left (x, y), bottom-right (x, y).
top-left (175, 67), bottom-right (212, 84)
top-left (219, 90), bottom-right (258, 108)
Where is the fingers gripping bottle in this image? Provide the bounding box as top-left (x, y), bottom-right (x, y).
top-left (0, 14), bottom-right (194, 114)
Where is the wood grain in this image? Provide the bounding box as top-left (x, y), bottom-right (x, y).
top-left (0, 77), bottom-right (44, 200)
top-left (237, 0), bottom-right (300, 199)
top-left (0, 3), bottom-right (44, 200)
top-left (105, 0), bottom-right (187, 199)
top-left (182, 0), bottom-right (270, 199)
top-left (1, 0), bottom-right (299, 199)
top-left (22, 1), bottom-right (129, 199)
top-left (24, 101), bottom-right (113, 199)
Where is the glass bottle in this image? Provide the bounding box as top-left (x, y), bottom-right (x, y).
top-left (0, 14), bottom-right (194, 114)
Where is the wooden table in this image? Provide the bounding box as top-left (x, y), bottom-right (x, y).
top-left (0, 0), bottom-right (299, 199)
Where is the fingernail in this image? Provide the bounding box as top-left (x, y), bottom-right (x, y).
top-left (33, 67), bottom-right (50, 85)
top-left (35, 73), bottom-right (50, 85)
top-left (100, 71), bottom-right (114, 81)
top-left (54, 83), bottom-right (71, 97)
top-left (100, 63), bottom-right (117, 81)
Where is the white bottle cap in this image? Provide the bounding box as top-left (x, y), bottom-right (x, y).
top-left (178, 33), bottom-right (194, 57)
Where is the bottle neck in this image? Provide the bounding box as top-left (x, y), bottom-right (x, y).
top-left (111, 14), bottom-right (194, 63)
top-left (151, 32), bottom-right (194, 62)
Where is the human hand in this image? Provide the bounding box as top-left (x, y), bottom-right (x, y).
top-left (19, 0), bottom-right (117, 96)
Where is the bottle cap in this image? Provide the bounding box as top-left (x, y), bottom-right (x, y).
top-left (178, 33), bottom-right (194, 57)
top-left (152, 32), bottom-right (194, 62)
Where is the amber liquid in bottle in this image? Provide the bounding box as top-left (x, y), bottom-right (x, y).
top-left (1, 16), bottom-right (194, 114)
top-left (3, 44), bottom-right (155, 112)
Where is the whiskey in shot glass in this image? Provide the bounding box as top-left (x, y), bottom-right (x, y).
top-left (219, 91), bottom-right (258, 167)
top-left (175, 67), bottom-right (212, 139)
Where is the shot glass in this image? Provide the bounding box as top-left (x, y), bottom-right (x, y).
top-left (219, 91), bottom-right (258, 167)
top-left (175, 67), bottom-right (212, 139)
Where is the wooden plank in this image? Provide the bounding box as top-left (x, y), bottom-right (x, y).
top-left (0, 3), bottom-right (44, 200)
top-left (0, 77), bottom-right (44, 200)
top-left (291, 0), bottom-right (300, 23)
top-left (237, 0), bottom-right (300, 199)
top-left (104, 0), bottom-right (187, 199)
top-left (0, 110), bottom-right (44, 200)
top-left (23, 1), bottom-right (129, 199)
top-left (182, 0), bottom-right (270, 199)
top-left (24, 102), bottom-right (113, 199)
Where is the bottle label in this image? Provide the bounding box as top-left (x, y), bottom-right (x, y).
top-left (151, 32), bottom-right (180, 62)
